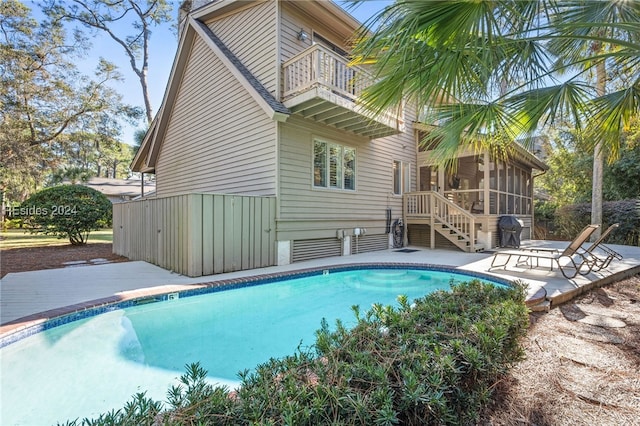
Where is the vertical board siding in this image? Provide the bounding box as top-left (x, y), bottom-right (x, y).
top-left (155, 32), bottom-right (277, 198)
top-left (112, 194), bottom-right (276, 277)
top-left (206, 1), bottom-right (277, 96)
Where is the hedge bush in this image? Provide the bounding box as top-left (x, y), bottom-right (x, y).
top-left (554, 199), bottom-right (640, 246)
top-left (62, 280), bottom-right (529, 426)
top-left (18, 184), bottom-right (112, 245)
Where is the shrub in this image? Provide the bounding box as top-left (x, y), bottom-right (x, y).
top-left (554, 199), bottom-right (640, 245)
top-left (534, 200), bottom-right (559, 239)
top-left (19, 185), bottom-right (112, 245)
top-left (62, 280), bottom-right (529, 426)
top-left (1, 217), bottom-right (22, 230)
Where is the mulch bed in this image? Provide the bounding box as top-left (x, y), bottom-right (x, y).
top-left (481, 275), bottom-right (640, 425)
top-left (1, 243), bottom-right (129, 278)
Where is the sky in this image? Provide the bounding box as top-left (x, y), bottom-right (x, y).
top-left (27, 0), bottom-right (394, 146)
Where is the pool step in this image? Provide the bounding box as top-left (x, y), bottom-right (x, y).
top-left (346, 270), bottom-right (450, 290)
top-left (359, 270), bottom-right (425, 284)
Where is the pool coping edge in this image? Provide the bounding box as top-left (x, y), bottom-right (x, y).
top-left (0, 262), bottom-right (517, 347)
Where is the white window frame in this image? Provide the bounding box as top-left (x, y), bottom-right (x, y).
top-left (393, 160), bottom-right (411, 195)
top-left (313, 139), bottom-right (356, 191)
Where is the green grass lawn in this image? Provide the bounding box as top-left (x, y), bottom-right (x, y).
top-left (0, 228), bottom-right (113, 249)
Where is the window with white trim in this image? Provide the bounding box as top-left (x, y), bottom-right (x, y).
top-left (393, 160), bottom-right (411, 195)
top-left (313, 139), bottom-right (355, 190)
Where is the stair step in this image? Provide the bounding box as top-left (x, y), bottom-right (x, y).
top-left (434, 220), bottom-right (485, 253)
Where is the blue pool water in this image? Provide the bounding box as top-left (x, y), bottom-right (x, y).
top-left (0, 268), bottom-right (505, 425)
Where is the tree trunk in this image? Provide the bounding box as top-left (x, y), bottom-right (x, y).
top-left (591, 59), bottom-right (606, 240)
top-left (140, 71), bottom-right (153, 124)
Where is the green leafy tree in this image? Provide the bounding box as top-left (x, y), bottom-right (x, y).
top-left (45, 0), bottom-right (174, 124)
top-left (537, 127), bottom-right (593, 206)
top-left (133, 128), bottom-right (147, 156)
top-left (0, 1), bottom-right (140, 202)
top-left (53, 132), bottom-right (134, 180)
top-left (537, 120), bottom-right (640, 206)
top-left (603, 123), bottom-right (640, 200)
top-left (48, 167), bottom-right (92, 186)
top-left (349, 0), bottom-right (640, 238)
top-left (19, 184), bottom-right (112, 245)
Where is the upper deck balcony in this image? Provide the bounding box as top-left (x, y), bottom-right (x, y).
top-left (282, 44), bottom-right (404, 139)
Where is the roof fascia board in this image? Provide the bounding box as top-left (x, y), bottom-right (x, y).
top-left (131, 117), bottom-right (157, 172)
top-left (284, 0), bottom-right (362, 42)
top-left (190, 17), bottom-right (289, 121)
top-left (194, 0), bottom-right (264, 22)
top-left (143, 21), bottom-right (198, 170)
top-left (318, 0), bottom-right (361, 29)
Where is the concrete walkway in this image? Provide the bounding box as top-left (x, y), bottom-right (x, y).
top-left (2, 242), bottom-right (639, 333)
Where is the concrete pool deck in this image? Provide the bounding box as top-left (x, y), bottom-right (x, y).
top-left (2, 241), bottom-right (640, 337)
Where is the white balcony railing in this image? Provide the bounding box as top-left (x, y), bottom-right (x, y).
top-left (282, 44), bottom-right (403, 128)
top-left (283, 44), bottom-right (370, 101)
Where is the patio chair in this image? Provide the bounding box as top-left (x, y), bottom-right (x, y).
top-left (526, 223), bottom-right (623, 271)
top-left (580, 223), bottom-right (623, 271)
top-left (489, 224), bottom-right (599, 279)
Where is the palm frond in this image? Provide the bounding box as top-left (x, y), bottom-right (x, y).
top-left (420, 100), bottom-right (532, 166)
top-left (350, 0), bottom-right (640, 160)
top-left (351, 0), bottom-right (554, 111)
top-left (507, 81), bottom-right (594, 132)
top-left (586, 82), bottom-right (640, 159)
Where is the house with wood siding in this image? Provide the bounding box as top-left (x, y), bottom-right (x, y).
top-left (119, 0), bottom-right (546, 276)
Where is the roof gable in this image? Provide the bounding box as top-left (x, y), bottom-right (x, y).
top-left (191, 18), bottom-right (290, 119)
top-left (133, 14), bottom-right (289, 173)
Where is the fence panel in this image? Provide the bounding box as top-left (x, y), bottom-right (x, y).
top-left (112, 194), bottom-right (276, 277)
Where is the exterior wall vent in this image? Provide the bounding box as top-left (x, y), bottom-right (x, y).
top-left (351, 234), bottom-right (388, 254)
top-left (292, 238), bottom-right (342, 263)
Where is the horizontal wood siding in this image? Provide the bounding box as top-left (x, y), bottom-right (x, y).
top-left (112, 194), bottom-right (276, 277)
top-left (206, 1), bottom-right (277, 96)
top-left (280, 5), bottom-right (311, 66)
top-left (155, 34), bottom-right (277, 197)
top-left (279, 4), bottom-right (352, 66)
top-left (277, 115), bottom-right (416, 242)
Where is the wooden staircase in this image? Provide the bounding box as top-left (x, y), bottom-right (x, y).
top-left (404, 191), bottom-right (485, 253)
top-left (433, 220), bottom-right (485, 252)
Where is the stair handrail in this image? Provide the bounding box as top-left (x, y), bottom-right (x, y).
top-left (430, 191), bottom-right (475, 252)
top-left (404, 191), bottom-right (476, 252)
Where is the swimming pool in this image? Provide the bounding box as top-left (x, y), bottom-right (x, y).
top-left (0, 265), bottom-right (509, 425)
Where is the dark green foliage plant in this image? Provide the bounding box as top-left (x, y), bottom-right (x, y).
top-left (61, 280), bottom-right (529, 425)
top-left (554, 200), bottom-right (640, 246)
top-left (19, 184), bottom-right (112, 245)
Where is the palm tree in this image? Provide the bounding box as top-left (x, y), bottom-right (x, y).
top-left (349, 0), bottom-right (640, 238)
